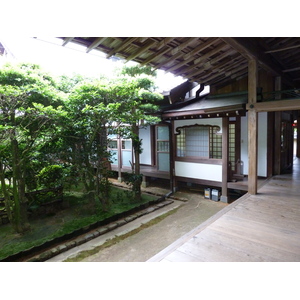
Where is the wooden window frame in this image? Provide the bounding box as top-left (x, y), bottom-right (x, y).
top-left (175, 124), bottom-right (222, 162)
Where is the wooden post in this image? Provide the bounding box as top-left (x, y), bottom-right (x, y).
top-left (117, 135), bottom-right (123, 182)
top-left (273, 77), bottom-right (282, 175)
top-left (170, 120), bottom-right (178, 192)
top-left (221, 117), bottom-right (229, 202)
top-left (248, 59), bottom-right (258, 195)
top-left (297, 112), bottom-right (300, 158)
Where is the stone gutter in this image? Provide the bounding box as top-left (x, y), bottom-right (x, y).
top-left (0, 196), bottom-right (174, 262)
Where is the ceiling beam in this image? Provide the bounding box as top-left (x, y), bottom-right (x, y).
top-left (62, 37), bottom-right (74, 46)
top-left (177, 43), bottom-right (230, 75)
top-left (283, 66), bottom-right (300, 73)
top-left (165, 38), bottom-right (219, 73)
top-left (170, 37), bottom-right (197, 55)
top-left (86, 37), bottom-right (107, 53)
top-left (221, 37), bottom-right (294, 86)
top-left (265, 44), bottom-right (300, 54)
top-left (141, 38), bottom-right (175, 65)
top-left (125, 39), bottom-right (157, 62)
top-left (246, 99), bottom-right (300, 112)
top-left (106, 37), bottom-right (138, 58)
top-left (183, 52), bottom-right (242, 83)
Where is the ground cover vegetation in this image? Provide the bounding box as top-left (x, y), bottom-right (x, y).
top-left (0, 61), bottom-right (163, 255)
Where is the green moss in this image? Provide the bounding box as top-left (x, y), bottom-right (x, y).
top-left (0, 186), bottom-right (157, 260)
top-left (64, 206), bottom-right (181, 262)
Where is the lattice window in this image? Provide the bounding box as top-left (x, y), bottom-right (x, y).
top-left (210, 127), bottom-right (222, 159)
top-left (229, 123), bottom-right (236, 171)
top-left (176, 125), bottom-right (222, 159)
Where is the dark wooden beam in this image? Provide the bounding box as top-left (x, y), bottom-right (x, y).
top-left (246, 99), bottom-right (300, 112)
top-left (106, 37), bottom-right (138, 58)
top-left (265, 44), bottom-right (300, 53)
top-left (86, 37), bottom-right (107, 53)
top-left (62, 37), bottom-right (74, 47)
top-left (221, 37), bottom-right (294, 86)
top-left (125, 39), bottom-right (157, 62)
top-left (141, 38), bottom-right (175, 65)
top-left (165, 38), bottom-right (219, 73)
top-left (169, 43), bottom-right (228, 74)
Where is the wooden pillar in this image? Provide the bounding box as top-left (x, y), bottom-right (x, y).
top-left (168, 120), bottom-right (176, 193)
top-left (248, 59), bottom-right (258, 195)
top-left (117, 135), bottom-right (123, 182)
top-left (221, 117), bottom-right (229, 203)
top-left (273, 77), bottom-right (282, 174)
top-left (297, 112), bottom-right (300, 158)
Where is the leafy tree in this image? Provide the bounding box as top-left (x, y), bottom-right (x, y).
top-left (61, 80), bottom-right (115, 211)
top-left (56, 73), bottom-right (92, 94)
top-left (111, 66), bottom-right (163, 201)
top-left (0, 63), bottom-right (64, 233)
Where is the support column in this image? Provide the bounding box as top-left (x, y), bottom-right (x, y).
top-left (170, 120), bottom-right (178, 192)
top-left (274, 77), bottom-right (282, 174)
top-left (297, 112), bottom-right (300, 158)
top-left (248, 59), bottom-right (258, 195)
top-left (221, 117), bottom-right (229, 203)
top-left (117, 135), bottom-right (123, 182)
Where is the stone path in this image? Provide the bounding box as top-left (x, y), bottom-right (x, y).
top-left (72, 190), bottom-right (226, 262)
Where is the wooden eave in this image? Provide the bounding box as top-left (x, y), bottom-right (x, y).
top-left (160, 94), bottom-right (247, 120)
top-left (59, 37), bottom-right (300, 89)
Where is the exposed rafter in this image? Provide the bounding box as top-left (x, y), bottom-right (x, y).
top-left (106, 37), bottom-right (138, 58)
top-left (86, 37), bottom-right (107, 53)
top-left (265, 44), bottom-right (300, 54)
top-left (221, 37), bottom-right (295, 86)
top-left (57, 37), bottom-right (300, 89)
top-left (165, 38), bottom-right (219, 73)
top-left (62, 37), bottom-right (74, 47)
top-left (125, 39), bottom-right (157, 62)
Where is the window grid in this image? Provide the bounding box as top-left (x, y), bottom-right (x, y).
top-left (210, 127), bottom-right (222, 159)
top-left (176, 125), bottom-right (222, 159)
top-left (157, 126), bottom-right (170, 152)
top-left (229, 124), bottom-right (236, 171)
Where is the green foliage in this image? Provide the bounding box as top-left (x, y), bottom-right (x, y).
top-left (0, 62), bottom-right (66, 233)
top-left (56, 73), bottom-right (93, 93)
top-left (120, 65), bottom-right (157, 77)
top-left (122, 172), bottom-right (143, 186)
top-left (37, 165), bottom-right (64, 189)
top-left (0, 61), bottom-right (166, 232)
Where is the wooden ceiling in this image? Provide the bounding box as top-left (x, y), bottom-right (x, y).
top-left (59, 37), bottom-right (300, 89)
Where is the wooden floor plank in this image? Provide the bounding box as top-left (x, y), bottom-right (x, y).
top-left (161, 249), bottom-right (205, 262)
top-left (148, 158), bottom-right (300, 262)
top-left (228, 204), bottom-right (300, 232)
top-left (209, 215), bottom-right (300, 257)
top-left (190, 227), bottom-right (289, 261)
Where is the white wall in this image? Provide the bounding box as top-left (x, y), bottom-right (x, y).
top-left (175, 161), bottom-right (222, 182)
top-left (240, 112), bottom-right (268, 177)
top-left (174, 118), bottom-right (223, 182)
top-left (139, 126), bottom-right (152, 165)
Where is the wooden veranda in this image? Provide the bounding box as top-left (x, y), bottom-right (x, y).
top-left (148, 157), bottom-right (300, 262)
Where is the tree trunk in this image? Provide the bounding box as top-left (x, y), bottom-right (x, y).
top-left (11, 138), bottom-right (30, 233)
top-left (0, 162), bottom-right (13, 222)
top-left (96, 128), bottom-right (110, 211)
top-left (132, 124), bottom-right (142, 202)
